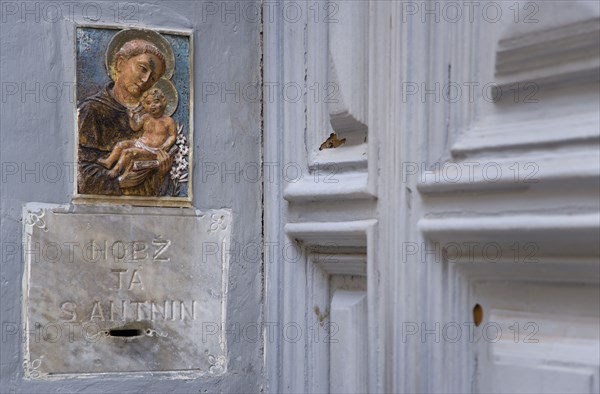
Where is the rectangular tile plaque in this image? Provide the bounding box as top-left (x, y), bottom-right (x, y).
top-left (22, 203), bottom-right (230, 378)
top-left (74, 26), bottom-right (194, 207)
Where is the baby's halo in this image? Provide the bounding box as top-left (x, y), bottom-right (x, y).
top-left (151, 78), bottom-right (179, 118)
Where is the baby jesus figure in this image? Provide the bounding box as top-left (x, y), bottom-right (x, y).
top-left (98, 87), bottom-right (176, 181)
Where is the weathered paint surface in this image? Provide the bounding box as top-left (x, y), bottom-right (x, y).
top-left (0, 1), bottom-right (262, 392)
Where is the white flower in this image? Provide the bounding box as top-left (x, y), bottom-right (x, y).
top-left (170, 123), bottom-right (190, 187)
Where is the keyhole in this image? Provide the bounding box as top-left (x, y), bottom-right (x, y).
top-left (473, 304), bottom-right (483, 327)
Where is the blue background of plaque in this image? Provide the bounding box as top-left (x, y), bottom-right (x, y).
top-left (76, 27), bottom-right (190, 197)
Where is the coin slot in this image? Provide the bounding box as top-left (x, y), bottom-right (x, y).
top-left (108, 328), bottom-right (143, 337)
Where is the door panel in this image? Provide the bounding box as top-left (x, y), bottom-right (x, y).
top-left (412, 1), bottom-right (600, 393)
top-left (266, 1), bottom-right (599, 393)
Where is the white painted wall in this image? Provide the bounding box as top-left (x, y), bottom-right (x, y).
top-left (1, 1), bottom-right (262, 392)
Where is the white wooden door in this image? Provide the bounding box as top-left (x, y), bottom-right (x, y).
top-left (264, 1), bottom-right (600, 393)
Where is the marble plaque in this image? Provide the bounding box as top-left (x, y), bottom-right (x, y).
top-left (22, 204), bottom-right (231, 378)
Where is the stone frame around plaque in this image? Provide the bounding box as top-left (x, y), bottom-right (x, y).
top-left (73, 25), bottom-right (194, 207)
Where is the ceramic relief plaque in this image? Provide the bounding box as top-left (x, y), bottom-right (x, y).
top-left (75, 26), bottom-right (193, 207)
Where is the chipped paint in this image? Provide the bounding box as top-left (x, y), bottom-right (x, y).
top-left (319, 133), bottom-right (347, 150)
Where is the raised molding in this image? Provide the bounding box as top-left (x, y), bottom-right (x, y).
top-left (300, 0), bottom-right (375, 202)
top-left (285, 219), bottom-right (376, 248)
top-left (495, 18), bottom-right (600, 87)
top-left (386, 1), bottom-right (600, 393)
top-left (418, 147), bottom-right (600, 194)
top-left (272, 2), bottom-right (381, 391)
top-left (312, 253), bottom-right (367, 277)
top-left (284, 218), bottom-right (377, 393)
top-left (262, 0), bottom-right (285, 391)
top-left (269, 1), bottom-right (600, 390)
top-left (310, 141), bottom-right (369, 171)
top-left (305, 257), bottom-right (332, 393)
top-left (455, 260), bottom-right (600, 284)
top-left (451, 113), bottom-right (600, 157)
top-left (474, 284), bottom-right (600, 393)
top-left (419, 213), bottom-right (600, 238)
top-left (489, 309), bottom-right (599, 364)
top-left (284, 172), bottom-right (374, 203)
top-left (448, 11), bottom-right (600, 185)
top-left (419, 213), bottom-right (600, 258)
top-left (329, 290), bottom-right (368, 394)
top-left (328, 0), bottom-right (369, 136)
